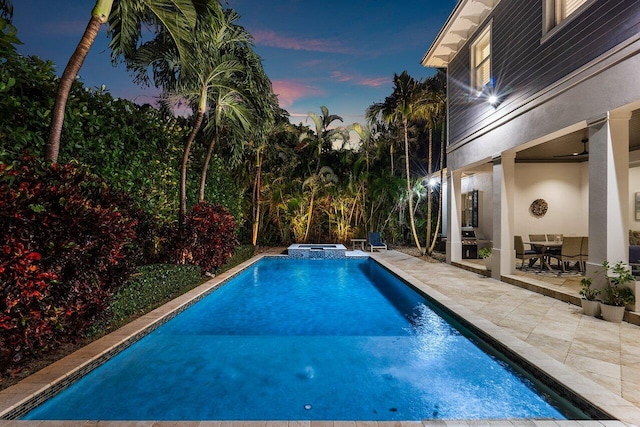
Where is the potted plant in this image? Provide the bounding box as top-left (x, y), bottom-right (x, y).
top-left (600, 261), bottom-right (636, 323)
top-left (479, 247), bottom-right (492, 271)
top-left (579, 277), bottom-right (600, 317)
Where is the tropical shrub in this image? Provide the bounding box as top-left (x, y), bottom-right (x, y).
top-left (166, 202), bottom-right (239, 273)
top-left (0, 155), bottom-right (140, 368)
top-left (0, 239), bottom-right (59, 369)
top-left (105, 264), bottom-right (205, 328)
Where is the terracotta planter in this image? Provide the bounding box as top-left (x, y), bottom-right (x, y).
top-left (600, 303), bottom-right (625, 323)
top-left (580, 299), bottom-right (600, 317)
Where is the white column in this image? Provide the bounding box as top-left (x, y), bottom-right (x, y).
top-left (447, 169), bottom-right (462, 264)
top-left (586, 111), bottom-right (631, 280)
top-left (492, 153), bottom-right (516, 278)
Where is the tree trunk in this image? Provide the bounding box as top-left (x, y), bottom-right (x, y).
top-left (425, 126), bottom-right (433, 255)
top-left (179, 111), bottom-right (205, 226)
top-left (252, 148), bottom-right (263, 246)
top-left (180, 87), bottom-right (208, 226)
top-left (390, 145), bottom-right (394, 176)
top-left (303, 192), bottom-right (315, 243)
top-left (46, 14), bottom-right (105, 163)
top-left (198, 131), bottom-right (217, 203)
top-left (428, 120), bottom-right (446, 255)
top-left (404, 119), bottom-right (422, 252)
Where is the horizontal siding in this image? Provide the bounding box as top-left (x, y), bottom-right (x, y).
top-left (448, 0), bottom-right (640, 144)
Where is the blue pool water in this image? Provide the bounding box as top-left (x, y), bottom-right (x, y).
top-left (23, 258), bottom-right (584, 420)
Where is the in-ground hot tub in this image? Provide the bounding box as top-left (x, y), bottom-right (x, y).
top-left (287, 243), bottom-right (347, 259)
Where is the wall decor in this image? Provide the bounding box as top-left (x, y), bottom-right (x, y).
top-left (530, 198), bottom-right (548, 217)
top-left (636, 192), bottom-right (640, 221)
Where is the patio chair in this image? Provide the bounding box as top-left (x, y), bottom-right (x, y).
top-left (514, 235), bottom-right (540, 270)
top-left (548, 236), bottom-right (582, 272)
top-left (579, 236), bottom-right (588, 272)
top-left (546, 234), bottom-right (563, 257)
top-left (528, 234), bottom-right (547, 258)
top-left (368, 232), bottom-right (388, 252)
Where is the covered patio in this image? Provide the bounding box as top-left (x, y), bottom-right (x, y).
top-left (445, 107), bottom-right (640, 302)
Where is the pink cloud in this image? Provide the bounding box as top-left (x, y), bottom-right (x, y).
top-left (357, 77), bottom-right (389, 88)
top-left (329, 72), bottom-right (390, 88)
top-left (272, 80), bottom-right (324, 108)
top-left (252, 30), bottom-right (352, 54)
top-left (330, 71), bottom-right (353, 83)
top-left (324, 69), bottom-right (390, 88)
top-left (299, 59), bottom-right (328, 68)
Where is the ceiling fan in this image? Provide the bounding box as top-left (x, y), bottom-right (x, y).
top-left (555, 138), bottom-right (589, 158)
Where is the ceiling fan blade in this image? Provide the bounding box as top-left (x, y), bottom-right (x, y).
top-left (554, 138), bottom-right (589, 158)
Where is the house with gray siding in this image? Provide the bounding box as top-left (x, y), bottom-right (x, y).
top-left (422, 0), bottom-right (640, 287)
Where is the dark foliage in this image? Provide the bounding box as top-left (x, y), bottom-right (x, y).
top-left (0, 155), bottom-right (140, 369)
top-left (166, 202), bottom-right (239, 273)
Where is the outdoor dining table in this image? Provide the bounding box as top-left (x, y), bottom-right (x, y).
top-left (525, 240), bottom-right (562, 270)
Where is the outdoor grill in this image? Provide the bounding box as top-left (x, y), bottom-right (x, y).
top-left (461, 228), bottom-right (478, 259)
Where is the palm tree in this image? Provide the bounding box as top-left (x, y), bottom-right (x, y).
top-left (300, 106), bottom-right (346, 174)
top-left (424, 71), bottom-right (447, 255)
top-left (45, 0), bottom-right (203, 164)
top-left (200, 29), bottom-right (277, 245)
top-left (198, 87), bottom-right (250, 203)
top-left (366, 71), bottom-right (429, 252)
top-left (147, 6), bottom-right (249, 224)
top-left (247, 99), bottom-right (279, 247)
top-left (412, 77), bottom-right (438, 255)
top-left (302, 166), bottom-right (338, 242)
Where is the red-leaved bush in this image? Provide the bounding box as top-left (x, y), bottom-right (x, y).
top-left (167, 202), bottom-right (239, 273)
top-left (0, 155), bottom-right (140, 369)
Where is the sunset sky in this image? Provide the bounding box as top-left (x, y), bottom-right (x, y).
top-left (13, 0), bottom-right (456, 126)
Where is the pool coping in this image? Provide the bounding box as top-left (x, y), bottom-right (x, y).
top-left (1, 252), bottom-right (639, 426)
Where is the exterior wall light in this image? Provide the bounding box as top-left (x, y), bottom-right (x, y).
top-left (488, 95), bottom-right (499, 106)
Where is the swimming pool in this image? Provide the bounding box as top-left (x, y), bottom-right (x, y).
top-left (21, 257), bottom-right (589, 421)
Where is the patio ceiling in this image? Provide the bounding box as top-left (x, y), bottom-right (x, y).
top-left (422, 0), bottom-right (501, 68)
top-left (516, 109), bottom-right (640, 162)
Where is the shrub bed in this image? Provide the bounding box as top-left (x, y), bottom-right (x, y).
top-left (0, 155), bottom-right (140, 369)
top-left (167, 202), bottom-right (239, 273)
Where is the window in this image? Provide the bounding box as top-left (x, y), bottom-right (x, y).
top-left (544, 0), bottom-right (591, 35)
top-left (471, 25), bottom-right (491, 91)
top-left (556, 0), bottom-right (589, 23)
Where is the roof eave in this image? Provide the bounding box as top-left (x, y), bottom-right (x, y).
top-left (422, 0), bottom-right (500, 68)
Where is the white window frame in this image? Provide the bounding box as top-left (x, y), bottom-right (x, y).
top-left (542, 0), bottom-right (595, 40)
top-left (556, 0), bottom-right (589, 22)
top-left (470, 23), bottom-right (492, 93)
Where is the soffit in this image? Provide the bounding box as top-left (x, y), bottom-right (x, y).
top-left (516, 110), bottom-right (640, 163)
top-left (421, 0), bottom-right (501, 68)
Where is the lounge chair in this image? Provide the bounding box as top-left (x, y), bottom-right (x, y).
top-left (368, 232), bottom-right (388, 252)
